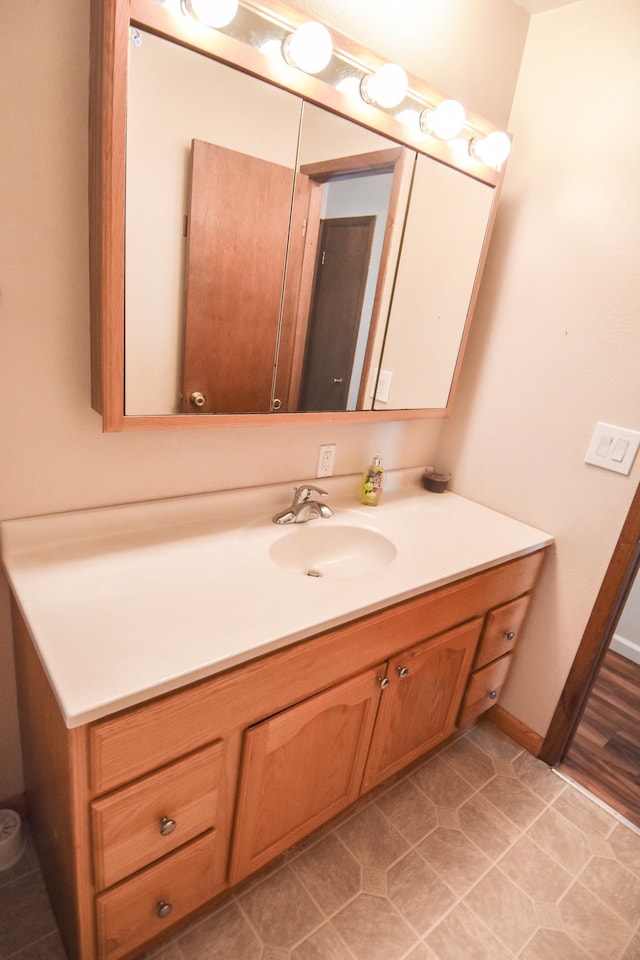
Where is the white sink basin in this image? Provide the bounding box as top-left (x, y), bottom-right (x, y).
top-left (269, 523), bottom-right (397, 578)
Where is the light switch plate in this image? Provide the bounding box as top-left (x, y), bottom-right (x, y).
top-left (585, 422), bottom-right (640, 475)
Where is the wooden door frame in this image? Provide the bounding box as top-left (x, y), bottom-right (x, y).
top-left (540, 481), bottom-right (640, 765)
top-left (276, 146), bottom-right (410, 411)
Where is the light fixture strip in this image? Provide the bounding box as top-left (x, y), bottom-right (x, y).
top-left (138, 0), bottom-right (507, 176)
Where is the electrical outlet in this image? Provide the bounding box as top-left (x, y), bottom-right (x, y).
top-left (317, 444), bottom-right (336, 478)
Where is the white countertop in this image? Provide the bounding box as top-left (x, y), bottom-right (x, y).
top-left (1, 470), bottom-right (553, 728)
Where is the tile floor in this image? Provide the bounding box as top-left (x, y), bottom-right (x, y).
top-left (2, 720), bottom-right (640, 960)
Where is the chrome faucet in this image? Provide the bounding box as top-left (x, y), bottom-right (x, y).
top-left (272, 485), bottom-right (333, 524)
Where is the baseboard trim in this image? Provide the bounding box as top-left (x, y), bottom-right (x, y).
top-left (487, 705), bottom-right (544, 757)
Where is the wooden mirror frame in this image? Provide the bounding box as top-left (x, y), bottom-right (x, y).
top-left (89, 0), bottom-right (507, 431)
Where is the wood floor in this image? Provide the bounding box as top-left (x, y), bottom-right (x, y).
top-left (561, 648), bottom-right (640, 827)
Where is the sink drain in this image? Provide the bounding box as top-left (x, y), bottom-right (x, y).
top-left (306, 569), bottom-right (323, 577)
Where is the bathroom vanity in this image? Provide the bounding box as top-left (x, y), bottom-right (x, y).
top-left (2, 474), bottom-right (551, 960)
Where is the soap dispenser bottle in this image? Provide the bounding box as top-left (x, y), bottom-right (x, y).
top-left (361, 453), bottom-right (385, 506)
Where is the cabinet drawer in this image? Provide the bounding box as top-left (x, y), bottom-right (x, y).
top-left (91, 741), bottom-right (223, 890)
top-left (96, 830), bottom-right (216, 960)
top-left (474, 594), bottom-right (531, 669)
top-left (458, 653), bottom-right (512, 728)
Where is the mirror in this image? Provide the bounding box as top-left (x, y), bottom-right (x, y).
top-left (90, 0), bottom-right (504, 429)
top-left (125, 33), bottom-right (414, 415)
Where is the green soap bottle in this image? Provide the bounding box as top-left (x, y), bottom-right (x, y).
top-left (361, 453), bottom-right (385, 506)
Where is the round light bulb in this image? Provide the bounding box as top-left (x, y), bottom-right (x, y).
top-left (361, 63), bottom-right (408, 108)
top-left (470, 131), bottom-right (511, 168)
top-left (422, 99), bottom-right (466, 141)
top-left (396, 108), bottom-right (421, 135)
top-left (260, 38), bottom-right (284, 61)
top-left (336, 76), bottom-right (362, 100)
top-left (283, 22), bottom-right (333, 74)
top-left (183, 0), bottom-right (238, 28)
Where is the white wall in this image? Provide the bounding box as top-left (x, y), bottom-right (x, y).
top-left (438, 0), bottom-right (640, 736)
top-left (295, 0), bottom-right (529, 127)
top-left (0, 1), bottom-right (528, 800)
top-left (611, 570), bottom-right (640, 665)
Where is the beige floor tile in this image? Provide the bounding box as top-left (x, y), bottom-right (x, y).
top-left (498, 834), bottom-right (573, 903)
top-left (558, 880), bottom-right (632, 960)
top-left (518, 928), bottom-right (590, 960)
top-left (480, 775), bottom-right (546, 830)
top-left (425, 900), bottom-right (512, 960)
top-left (292, 833), bottom-right (361, 915)
top-left (8, 721), bottom-right (640, 960)
top-left (527, 807), bottom-right (593, 876)
top-left (290, 922), bottom-right (354, 959)
top-left (362, 868), bottom-right (386, 895)
top-left (493, 757), bottom-right (519, 779)
top-left (336, 803), bottom-right (409, 871)
top-left (578, 856), bottom-right (640, 927)
top-left (621, 931), bottom-right (640, 959)
top-left (411, 755), bottom-right (476, 809)
top-left (331, 893), bottom-right (416, 960)
top-left (511, 751), bottom-right (566, 803)
top-left (0, 871), bottom-right (58, 957)
top-left (608, 822), bottom-right (640, 878)
top-left (464, 865), bottom-right (538, 953)
top-left (138, 936), bottom-right (182, 959)
top-left (457, 791), bottom-right (521, 858)
top-left (436, 735), bottom-right (497, 790)
top-left (178, 900), bottom-right (261, 960)
top-left (375, 777), bottom-right (438, 844)
top-left (436, 807), bottom-right (459, 829)
top-left (552, 786), bottom-right (618, 838)
top-left (533, 901), bottom-right (562, 929)
top-left (466, 719), bottom-right (524, 762)
top-left (0, 832), bottom-right (40, 890)
top-left (386, 849), bottom-right (456, 935)
top-left (10, 930), bottom-right (70, 960)
top-left (405, 943), bottom-right (439, 960)
top-left (237, 864), bottom-right (323, 950)
top-left (417, 826), bottom-right (491, 896)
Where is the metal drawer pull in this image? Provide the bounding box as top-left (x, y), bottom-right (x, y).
top-left (505, 631), bottom-right (516, 641)
top-left (488, 690), bottom-right (498, 700)
top-left (157, 900), bottom-right (173, 919)
top-left (377, 676), bottom-right (390, 690)
top-left (396, 666), bottom-right (409, 679)
top-left (159, 817), bottom-right (176, 837)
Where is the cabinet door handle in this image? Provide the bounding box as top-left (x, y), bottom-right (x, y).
top-left (157, 900), bottom-right (173, 919)
top-left (505, 631), bottom-right (516, 641)
top-left (396, 666), bottom-right (409, 679)
top-left (488, 690), bottom-right (498, 700)
top-left (377, 676), bottom-right (390, 690)
top-left (159, 816), bottom-right (177, 837)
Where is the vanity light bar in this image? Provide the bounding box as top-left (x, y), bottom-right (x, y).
top-left (176, 0), bottom-right (510, 169)
top-left (180, 0), bottom-right (239, 28)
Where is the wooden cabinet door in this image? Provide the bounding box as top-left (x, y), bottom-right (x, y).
top-left (229, 667), bottom-right (384, 884)
top-left (362, 619), bottom-right (482, 792)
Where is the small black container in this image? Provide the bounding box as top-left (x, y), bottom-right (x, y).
top-left (422, 468), bottom-right (451, 493)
